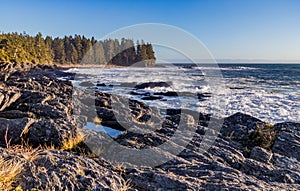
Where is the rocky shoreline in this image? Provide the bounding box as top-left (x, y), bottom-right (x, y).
top-left (0, 63), bottom-right (299, 190)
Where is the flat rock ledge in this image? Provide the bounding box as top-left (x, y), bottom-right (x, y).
top-left (0, 63), bottom-right (300, 191)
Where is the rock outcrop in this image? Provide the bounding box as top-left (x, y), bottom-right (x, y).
top-left (0, 63), bottom-right (82, 148)
top-left (0, 63), bottom-right (299, 191)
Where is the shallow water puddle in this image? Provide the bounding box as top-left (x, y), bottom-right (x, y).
top-left (83, 122), bottom-right (123, 138)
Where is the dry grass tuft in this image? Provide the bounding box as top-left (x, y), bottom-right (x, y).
top-left (41, 143), bottom-right (56, 151)
top-left (5, 129), bottom-right (40, 162)
top-left (93, 117), bottom-right (103, 124)
top-left (110, 176), bottom-right (131, 191)
top-left (265, 123), bottom-right (274, 128)
top-left (115, 163), bottom-right (126, 173)
top-left (8, 144), bottom-right (39, 162)
top-left (61, 131), bottom-right (85, 151)
top-left (0, 158), bottom-right (24, 189)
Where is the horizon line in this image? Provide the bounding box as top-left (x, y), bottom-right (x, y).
top-left (162, 59), bottom-right (300, 64)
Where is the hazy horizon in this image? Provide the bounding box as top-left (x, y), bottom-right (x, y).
top-left (163, 59), bottom-right (300, 64)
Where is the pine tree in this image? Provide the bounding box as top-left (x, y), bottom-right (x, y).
top-left (73, 35), bottom-right (83, 61)
top-left (64, 36), bottom-right (72, 63)
top-left (45, 36), bottom-right (54, 63)
top-left (93, 42), bottom-right (106, 64)
top-left (81, 38), bottom-right (93, 64)
top-left (70, 44), bottom-right (78, 64)
top-left (146, 43), bottom-right (156, 65)
top-left (104, 39), bottom-right (115, 64)
top-left (52, 37), bottom-right (66, 63)
top-left (0, 32), bottom-right (155, 66)
top-left (135, 40), bottom-right (142, 63)
top-left (140, 42), bottom-right (148, 61)
top-left (91, 37), bottom-right (97, 46)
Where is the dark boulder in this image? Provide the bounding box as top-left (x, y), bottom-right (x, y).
top-left (197, 93), bottom-right (212, 99)
top-left (96, 83), bottom-right (106, 87)
top-left (220, 112), bottom-right (278, 155)
top-left (154, 91), bottom-right (178, 96)
top-left (79, 81), bottom-right (94, 87)
top-left (141, 95), bottom-right (163, 100)
top-left (0, 64), bottom-right (83, 147)
top-left (119, 82), bottom-right (137, 87)
top-left (130, 91), bottom-right (151, 96)
top-left (0, 117), bottom-right (36, 146)
top-left (135, 81), bottom-right (172, 89)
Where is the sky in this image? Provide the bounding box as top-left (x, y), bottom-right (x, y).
top-left (1, 0), bottom-right (300, 63)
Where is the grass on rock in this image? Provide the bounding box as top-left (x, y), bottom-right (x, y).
top-left (61, 131), bottom-right (85, 151)
top-left (249, 123), bottom-right (279, 150)
top-left (0, 157), bottom-right (24, 189)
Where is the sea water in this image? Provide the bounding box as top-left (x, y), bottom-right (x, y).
top-left (67, 63), bottom-right (300, 124)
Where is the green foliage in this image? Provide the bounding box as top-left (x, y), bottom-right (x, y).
top-left (249, 124), bottom-right (278, 150)
top-left (0, 32), bottom-right (156, 66)
top-left (133, 40), bottom-right (156, 66)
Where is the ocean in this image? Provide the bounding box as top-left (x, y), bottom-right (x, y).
top-left (66, 63), bottom-right (300, 124)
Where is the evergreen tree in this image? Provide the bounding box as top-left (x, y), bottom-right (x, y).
top-left (44, 36), bottom-right (54, 62)
top-left (93, 42), bottom-right (106, 64)
top-left (81, 38), bottom-right (94, 64)
top-left (70, 44), bottom-right (78, 63)
top-left (140, 42), bottom-right (148, 61)
top-left (146, 43), bottom-right (156, 65)
top-left (103, 39), bottom-right (115, 64)
top-left (64, 36), bottom-right (73, 63)
top-left (52, 37), bottom-right (66, 63)
top-left (0, 32), bottom-right (156, 66)
top-left (135, 40), bottom-right (142, 62)
top-left (91, 36), bottom-right (97, 46)
top-left (73, 35), bottom-right (83, 60)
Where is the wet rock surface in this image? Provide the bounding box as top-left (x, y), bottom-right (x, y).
top-left (0, 63), bottom-right (300, 190)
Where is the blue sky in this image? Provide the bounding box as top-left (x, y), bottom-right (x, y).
top-left (1, 0), bottom-right (300, 62)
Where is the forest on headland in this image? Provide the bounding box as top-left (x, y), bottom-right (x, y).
top-left (0, 32), bottom-right (156, 66)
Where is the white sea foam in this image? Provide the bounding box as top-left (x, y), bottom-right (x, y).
top-left (68, 66), bottom-right (300, 124)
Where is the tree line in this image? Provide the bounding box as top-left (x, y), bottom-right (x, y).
top-left (0, 32), bottom-right (156, 66)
